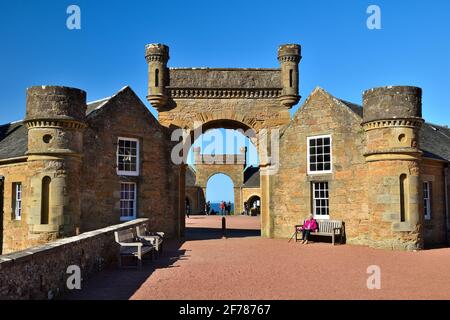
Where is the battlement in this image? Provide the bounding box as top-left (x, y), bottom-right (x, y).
top-left (363, 86), bottom-right (422, 124)
top-left (145, 43), bottom-right (301, 108)
top-left (168, 68), bottom-right (282, 90)
top-left (25, 86), bottom-right (87, 123)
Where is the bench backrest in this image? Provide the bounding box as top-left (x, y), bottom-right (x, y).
top-left (136, 224), bottom-right (147, 237)
top-left (114, 228), bottom-right (135, 244)
top-left (317, 220), bottom-right (343, 233)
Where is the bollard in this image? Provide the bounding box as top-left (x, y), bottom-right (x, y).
top-left (222, 217), bottom-right (227, 239)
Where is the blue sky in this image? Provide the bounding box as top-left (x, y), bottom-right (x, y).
top-left (1, 0), bottom-right (449, 203)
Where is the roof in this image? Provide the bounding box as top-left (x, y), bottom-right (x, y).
top-left (420, 123), bottom-right (450, 162)
top-left (337, 99), bottom-right (364, 117)
top-left (0, 121), bottom-right (28, 160)
top-left (243, 166), bottom-right (260, 187)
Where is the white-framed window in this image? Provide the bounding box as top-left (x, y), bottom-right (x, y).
top-left (307, 135), bottom-right (332, 174)
top-left (120, 182), bottom-right (137, 221)
top-left (12, 182), bottom-right (22, 220)
top-left (312, 182), bottom-right (329, 219)
top-left (117, 137), bottom-right (139, 176)
top-left (423, 181), bottom-right (431, 220)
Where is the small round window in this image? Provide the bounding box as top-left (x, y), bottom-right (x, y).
top-left (43, 134), bottom-right (53, 144)
top-left (398, 134), bottom-right (406, 143)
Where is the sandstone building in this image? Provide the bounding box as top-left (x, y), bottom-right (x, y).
top-left (0, 43), bottom-right (449, 254)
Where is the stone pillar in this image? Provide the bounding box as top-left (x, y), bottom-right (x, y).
top-left (260, 166), bottom-right (272, 238)
top-left (25, 86), bottom-right (86, 238)
top-left (178, 164), bottom-right (186, 237)
top-left (362, 86), bottom-right (424, 250)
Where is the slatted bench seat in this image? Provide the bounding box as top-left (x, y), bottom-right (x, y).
top-left (114, 228), bottom-right (154, 269)
top-left (136, 224), bottom-right (164, 256)
top-left (295, 219), bottom-right (345, 245)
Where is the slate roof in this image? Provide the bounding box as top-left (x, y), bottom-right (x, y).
top-left (243, 166), bottom-right (260, 187)
top-left (419, 123), bottom-right (450, 162)
top-left (0, 122), bottom-right (28, 160)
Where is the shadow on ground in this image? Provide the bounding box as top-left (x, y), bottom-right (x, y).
top-left (63, 216), bottom-right (260, 300)
top-left (63, 240), bottom-right (187, 300)
top-left (185, 227), bottom-right (260, 241)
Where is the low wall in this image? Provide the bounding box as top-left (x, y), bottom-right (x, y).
top-left (0, 218), bottom-right (148, 300)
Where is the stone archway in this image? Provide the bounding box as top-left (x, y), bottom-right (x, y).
top-left (145, 43), bottom-right (302, 238)
top-left (193, 147), bottom-right (246, 215)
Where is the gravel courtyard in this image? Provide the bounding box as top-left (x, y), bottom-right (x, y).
top-left (66, 215), bottom-right (450, 300)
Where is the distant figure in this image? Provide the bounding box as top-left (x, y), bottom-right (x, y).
top-left (220, 201), bottom-right (225, 216)
top-left (185, 199), bottom-right (190, 218)
top-left (227, 201), bottom-right (232, 215)
top-left (205, 201), bottom-right (211, 215)
top-left (244, 201), bottom-right (249, 215)
top-left (301, 214), bottom-right (318, 244)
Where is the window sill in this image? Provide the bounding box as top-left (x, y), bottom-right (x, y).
top-left (120, 216), bottom-right (136, 222)
top-left (314, 215), bottom-right (330, 220)
top-left (117, 171), bottom-right (140, 177)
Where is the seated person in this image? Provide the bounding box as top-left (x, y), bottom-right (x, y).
top-left (301, 214), bottom-right (318, 244)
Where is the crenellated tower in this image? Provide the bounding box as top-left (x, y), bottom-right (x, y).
top-left (24, 86), bottom-right (86, 239)
top-left (362, 86), bottom-right (424, 250)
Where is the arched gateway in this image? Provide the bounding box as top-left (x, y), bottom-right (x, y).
top-left (145, 43), bottom-right (301, 237)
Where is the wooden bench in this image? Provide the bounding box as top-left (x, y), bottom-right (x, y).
top-left (114, 228), bottom-right (154, 269)
top-left (136, 224), bottom-right (165, 256)
top-left (295, 219), bottom-right (345, 245)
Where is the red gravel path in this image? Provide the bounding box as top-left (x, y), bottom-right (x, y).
top-left (66, 216), bottom-right (450, 300)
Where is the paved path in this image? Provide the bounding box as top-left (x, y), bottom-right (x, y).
top-left (66, 215), bottom-right (450, 300)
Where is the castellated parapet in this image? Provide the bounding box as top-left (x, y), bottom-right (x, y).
top-left (363, 86), bottom-right (424, 250)
top-left (24, 86), bottom-right (86, 240)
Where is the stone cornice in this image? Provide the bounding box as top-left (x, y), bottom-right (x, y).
top-left (25, 119), bottom-right (87, 130)
top-left (167, 87), bottom-right (282, 99)
top-left (362, 118), bottom-right (424, 131)
top-left (277, 55), bottom-right (301, 63)
top-left (364, 148), bottom-right (423, 161)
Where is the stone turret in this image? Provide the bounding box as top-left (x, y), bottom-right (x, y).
top-left (278, 44), bottom-right (301, 107)
top-left (362, 86), bottom-right (424, 250)
top-left (24, 86), bottom-right (86, 239)
top-left (145, 43), bottom-right (170, 109)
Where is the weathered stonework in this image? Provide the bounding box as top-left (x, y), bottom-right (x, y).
top-left (1, 44), bottom-right (449, 254)
top-left (0, 219), bottom-right (148, 300)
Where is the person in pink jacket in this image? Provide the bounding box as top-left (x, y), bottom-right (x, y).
top-left (301, 214), bottom-right (318, 244)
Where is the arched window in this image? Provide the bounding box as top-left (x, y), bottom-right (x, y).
top-left (155, 68), bottom-right (159, 87)
top-left (399, 174), bottom-right (407, 222)
top-left (289, 69), bottom-right (293, 88)
top-left (41, 176), bottom-right (51, 224)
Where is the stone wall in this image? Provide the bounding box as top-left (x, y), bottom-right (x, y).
top-left (0, 218), bottom-right (148, 300)
top-left (270, 88), bottom-right (370, 244)
top-left (80, 87), bottom-right (180, 238)
top-left (0, 161), bottom-right (62, 254)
